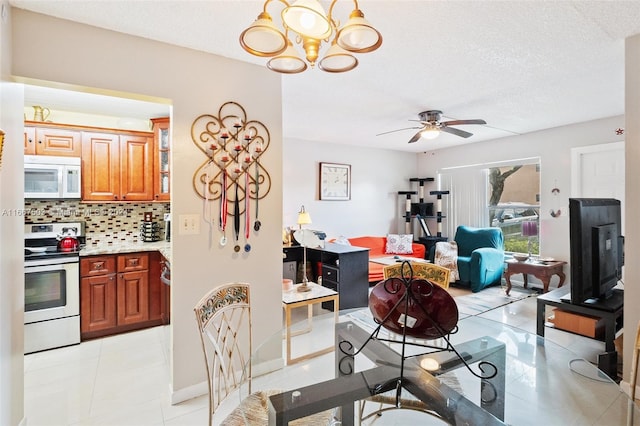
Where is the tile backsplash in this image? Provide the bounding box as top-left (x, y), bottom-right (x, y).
top-left (24, 200), bottom-right (170, 246)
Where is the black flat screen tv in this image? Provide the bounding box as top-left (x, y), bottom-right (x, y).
top-left (568, 198), bottom-right (624, 305)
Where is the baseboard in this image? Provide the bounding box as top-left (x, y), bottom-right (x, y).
top-left (619, 380), bottom-right (640, 400)
top-left (169, 381), bottom-right (208, 405)
top-left (168, 357), bottom-right (285, 405)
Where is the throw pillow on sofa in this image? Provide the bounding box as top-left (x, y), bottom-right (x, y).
top-left (385, 234), bottom-right (413, 255)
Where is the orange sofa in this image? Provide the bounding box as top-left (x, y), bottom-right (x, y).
top-left (347, 236), bottom-right (426, 284)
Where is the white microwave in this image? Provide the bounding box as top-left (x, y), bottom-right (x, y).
top-left (24, 155), bottom-right (81, 199)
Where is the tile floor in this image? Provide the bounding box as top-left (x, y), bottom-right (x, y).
top-left (23, 284), bottom-right (612, 425)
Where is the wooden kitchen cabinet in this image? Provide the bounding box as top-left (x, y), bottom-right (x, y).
top-left (24, 127), bottom-right (35, 154)
top-left (149, 251), bottom-right (170, 324)
top-left (117, 270), bottom-right (149, 325)
top-left (82, 130), bottom-right (154, 201)
top-left (120, 133), bottom-right (154, 201)
top-left (151, 117), bottom-right (170, 201)
top-left (116, 253), bottom-right (150, 325)
top-left (24, 122), bottom-right (82, 156)
top-left (81, 132), bottom-right (120, 201)
top-left (81, 252), bottom-right (161, 340)
top-left (80, 256), bottom-right (118, 334)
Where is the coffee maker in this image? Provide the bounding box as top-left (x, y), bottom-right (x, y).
top-left (164, 213), bottom-right (171, 241)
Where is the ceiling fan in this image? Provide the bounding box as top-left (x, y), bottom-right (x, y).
top-left (378, 110), bottom-right (487, 143)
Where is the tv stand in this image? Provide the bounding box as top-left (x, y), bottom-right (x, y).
top-left (559, 289), bottom-right (623, 312)
top-left (537, 286), bottom-right (623, 380)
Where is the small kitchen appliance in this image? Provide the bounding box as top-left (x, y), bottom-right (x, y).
top-left (24, 155), bottom-right (81, 199)
top-left (56, 226), bottom-right (80, 252)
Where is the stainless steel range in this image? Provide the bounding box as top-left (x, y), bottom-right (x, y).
top-left (24, 222), bottom-right (85, 354)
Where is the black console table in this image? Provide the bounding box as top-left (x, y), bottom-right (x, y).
top-left (282, 243), bottom-right (369, 311)
top-left (536, 285), bottom-right (623, 379)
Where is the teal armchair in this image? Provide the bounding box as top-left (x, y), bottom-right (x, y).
top-left (454, 225), bottom-right (505, 292)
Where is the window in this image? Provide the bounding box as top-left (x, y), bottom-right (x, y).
top-left (487, 163), bottom-right (540, 254)
top-left (437, 159), bottom-right (540, 253)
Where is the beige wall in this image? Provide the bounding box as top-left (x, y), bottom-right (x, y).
top-left (283, 138), bottom-right (418, 239)
top-left (11, 8), bottom-right (283, 407)
top-left (418, 116), bottom-right (624, 264)
top-left (624, 33), bottom-right (640, 392)
top-left (1, 2), bottom-right (26, 424)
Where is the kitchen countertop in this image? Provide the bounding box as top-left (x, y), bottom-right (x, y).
top-left (80, 240), bottom-right (171, 263)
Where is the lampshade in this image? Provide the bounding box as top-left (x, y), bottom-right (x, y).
top-left (282, 0), bottom-right (332, 39)
top-left (239, 12), bottom-right (289, 57)
top-left (336, 9), bottom-right (383, 53)
top-left (521, 221), bottom-right (538, 237)
top-left (297, 205), bottom-right (312, 225)
top-left (267, 40), bottom-right (308, 74)
top-left (318, 41), bottom-right (358, 73)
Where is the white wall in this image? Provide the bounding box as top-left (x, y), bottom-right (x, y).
top-left (0, 3), bottom-right (26, 424)
top-left (624, 33), bottom-right (640, 390)
top-left (10, 8), bottom-right (283, 407)
top-left (417, 116), bottom-right (624, 267)
top-left (283, 139), bottom-right (418, 240)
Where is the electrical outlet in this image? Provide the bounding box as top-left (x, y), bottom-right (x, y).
top-left (178, 214), bottom-right (200, 235)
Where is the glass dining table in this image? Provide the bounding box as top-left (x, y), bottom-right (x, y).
top-left (242, 308), bottom-right (639, 426)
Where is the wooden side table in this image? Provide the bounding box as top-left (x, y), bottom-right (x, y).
top-left (504, 259), bottom-right (567, 295)
top-left (282, 282), bottom-right (339, 365)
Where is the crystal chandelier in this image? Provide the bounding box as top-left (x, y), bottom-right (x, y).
top-left (239, 0), bottom-right (382, 74)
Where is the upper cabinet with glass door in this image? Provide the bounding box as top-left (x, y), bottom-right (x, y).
top-left (151, 117), bottom-right (170, 201)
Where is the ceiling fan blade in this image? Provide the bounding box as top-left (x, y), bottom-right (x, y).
top-left (440, 126), bottom-right (473, 138)
top-left (376, 126), bottom-right (422, 136)
top-left (442, 119), bottom-right (487, 126)
top-left (408, 130), bottom-right (424, 143)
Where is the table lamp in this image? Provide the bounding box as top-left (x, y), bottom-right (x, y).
top-left (297, 205), bottom-right (312, 292)
top-left (521, 220), bottom-right (538, 258)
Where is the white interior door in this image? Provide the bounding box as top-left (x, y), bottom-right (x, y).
top-left (571, 141), bottom-right (625, 230)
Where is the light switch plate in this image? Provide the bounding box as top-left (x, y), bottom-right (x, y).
top-left (178, 214), bottom-right (200, 235)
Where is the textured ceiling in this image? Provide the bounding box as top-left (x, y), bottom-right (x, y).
top-left (11, 0), bottom-right (640, 152)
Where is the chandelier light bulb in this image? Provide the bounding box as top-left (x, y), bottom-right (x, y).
top-left (299, 12), bottom-right (317, 30)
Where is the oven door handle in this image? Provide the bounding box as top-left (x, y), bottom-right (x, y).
top-left (25, 264), bottom-right (68, 273)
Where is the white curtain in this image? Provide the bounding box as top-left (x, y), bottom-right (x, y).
top-left (438, 168), bottom-right (489, 237)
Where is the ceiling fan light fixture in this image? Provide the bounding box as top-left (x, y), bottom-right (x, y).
top-left (336, 9), bottom-right (383, 53)
top-left (239, 12), bottom-right (288, 57)
top-left (282, 0), bottom-right (332, 39)
top-left (267, 40), bottom-right (308, 74)
top-left (318, 41), bottom-right (358, 73)
top-left (421, 127), bottom-right (440, 140)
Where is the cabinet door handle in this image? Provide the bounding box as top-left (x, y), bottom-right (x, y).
top-left (94, 262), bottom-right (104, 270)
top-left (130, 258), bottom-right (139, 266)
top-left (37, 139), bottom-right (42, 144)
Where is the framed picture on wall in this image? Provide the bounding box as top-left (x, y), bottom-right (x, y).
top-left (319, 162), bottom-right (351, 201)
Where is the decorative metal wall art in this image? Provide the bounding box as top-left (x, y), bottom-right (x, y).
top-left (191, 102), bottom-right (271, 251)
top-left (0, 129), bottom-right (4, 170)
